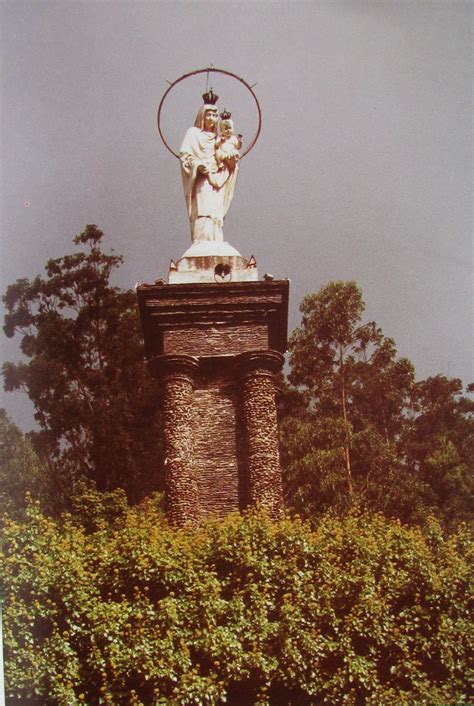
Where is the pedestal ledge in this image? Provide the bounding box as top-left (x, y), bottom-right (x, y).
top-left (168, 240), bottom-right (258, 284)
top-left (148, 354), bottom-right (200, 380)
top-left (180, 241), bottom-right (242, 259)
top-left (237, 350), bottom-right (285, 375)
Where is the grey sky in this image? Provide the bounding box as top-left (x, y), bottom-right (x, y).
top-left (1, 0), bottom-right (472, 430)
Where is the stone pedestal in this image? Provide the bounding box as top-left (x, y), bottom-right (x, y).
top-left (238, 351), bottom-right (285, 518)
top-left (149, 355), bottom-right (200, 525)
top-left (137, 279), bottom-right (289, 525)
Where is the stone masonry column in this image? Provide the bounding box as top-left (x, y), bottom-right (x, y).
top-left (237, 350), bottom-right (285, 518)
top-left (148, 354), bottom-right (200, 526)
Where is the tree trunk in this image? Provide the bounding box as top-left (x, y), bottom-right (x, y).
top-left (339, 345), bottom-right (354, 497)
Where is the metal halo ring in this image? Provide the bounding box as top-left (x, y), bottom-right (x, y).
top-left (157, 67), bottom-right (262, 160)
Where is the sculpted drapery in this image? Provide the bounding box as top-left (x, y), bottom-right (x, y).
top-left (179, 104), bottom-right (239, 243)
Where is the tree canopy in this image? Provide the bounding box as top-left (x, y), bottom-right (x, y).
top-left (2, 225), bottom-right (163, 508)
top-left (281, 281), bottom-right (474, 528)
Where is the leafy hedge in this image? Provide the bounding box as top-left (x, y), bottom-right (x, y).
top-left (2, 497), bottom-right (473, 705)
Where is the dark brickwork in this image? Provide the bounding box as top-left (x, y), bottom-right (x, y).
top-left (192, 372), bottom-right (245, 516)
top-left (139, 281), bottom-right (289, 525)
top-left (136, 280), bottom-right (289, 359)
top-left (163, 324), bottom-right (268, 356)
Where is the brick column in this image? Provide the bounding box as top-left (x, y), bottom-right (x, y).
top-left (237, 350), bottom-right (285, 518)
top-left (148, 354), bottom-right (200, 526)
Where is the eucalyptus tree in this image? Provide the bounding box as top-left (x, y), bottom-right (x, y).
top-left (282, 281), bottom-right (425, 520)
top-left (405, 375), bottom-right (474, 526)
top-left (3, 225), bottom-right (163, 508)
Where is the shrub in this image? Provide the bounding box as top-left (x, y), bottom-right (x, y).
top-left (2, 501), bottom-right (473, 705)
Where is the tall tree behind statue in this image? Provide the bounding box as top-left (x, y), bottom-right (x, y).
top-left (281, 281), bottom-right (474, 527)
top-left (2, 225), bottom-right (163, 509)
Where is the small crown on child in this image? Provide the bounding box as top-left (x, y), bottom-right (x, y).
top-left (220, 109), bottom-right (232, 120)
top-left (202, 88), bottom-right (219, 105)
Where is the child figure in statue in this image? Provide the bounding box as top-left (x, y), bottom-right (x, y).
top-left (215, 114), bottom-right (242, 170)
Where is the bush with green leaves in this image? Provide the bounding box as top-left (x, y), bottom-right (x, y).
top-left (2, 495), bottom-right (472, 706)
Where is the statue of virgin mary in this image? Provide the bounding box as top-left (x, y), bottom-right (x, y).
top-left (179, 92), bottom-right (239, 243)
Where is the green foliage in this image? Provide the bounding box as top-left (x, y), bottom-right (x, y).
top-left (2, 503), bottom-right (473, 705)
top-left (406, 376), bottom-right (474, 526)
top-left (282, 281), bottom-right (474, 528)
top-left (2, 225), bottom-right (163, 507)
top-left (0, 409), bottom-right (52, 518)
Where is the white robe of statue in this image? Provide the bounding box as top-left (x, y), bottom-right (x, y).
top-left (179, 104), bottom-right (239, 242)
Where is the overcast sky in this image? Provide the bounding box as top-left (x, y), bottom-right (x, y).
top-left (1, 0), bottom-right (472, 430)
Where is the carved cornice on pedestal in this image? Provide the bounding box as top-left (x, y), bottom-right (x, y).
top-left (148, 354), bottom-right (200, 382)
top-left (236, 350), bottom-right (285, 376)
top-left (136, 280), bottom-right (290, 360)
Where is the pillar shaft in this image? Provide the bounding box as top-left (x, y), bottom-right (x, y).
top-left (238, 351), bottom-right (285, 518)
top-left (149, 355), bottom-right (200, 526)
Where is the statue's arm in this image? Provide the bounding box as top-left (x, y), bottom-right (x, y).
top-left (180, 127), bottom-right (207, 175)
top-left (181, 150), bottom-right (210, 179)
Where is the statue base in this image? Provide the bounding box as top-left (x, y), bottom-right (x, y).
top-left (168, 241), bottom-right (258, 284)
top-left (136, 279), bottom-right (289, 525)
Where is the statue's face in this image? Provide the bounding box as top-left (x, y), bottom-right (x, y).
top-left (203, 109), bottom-right (218, 131)
top-left (221, 121), bottom-right (233, 138)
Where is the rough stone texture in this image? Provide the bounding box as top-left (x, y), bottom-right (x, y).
top-left (139, 282), bottom-right (289, 525)
top-left (136, 281), bottom-right (289, 359)
top-left (149, 355), bottom-right (200, 526)
top-left (192, 370), bottom-right (246, 516)
top-left (163, 324), bottom-right (268, 357)
top-left (238, 351), bottom-right (285, 519)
